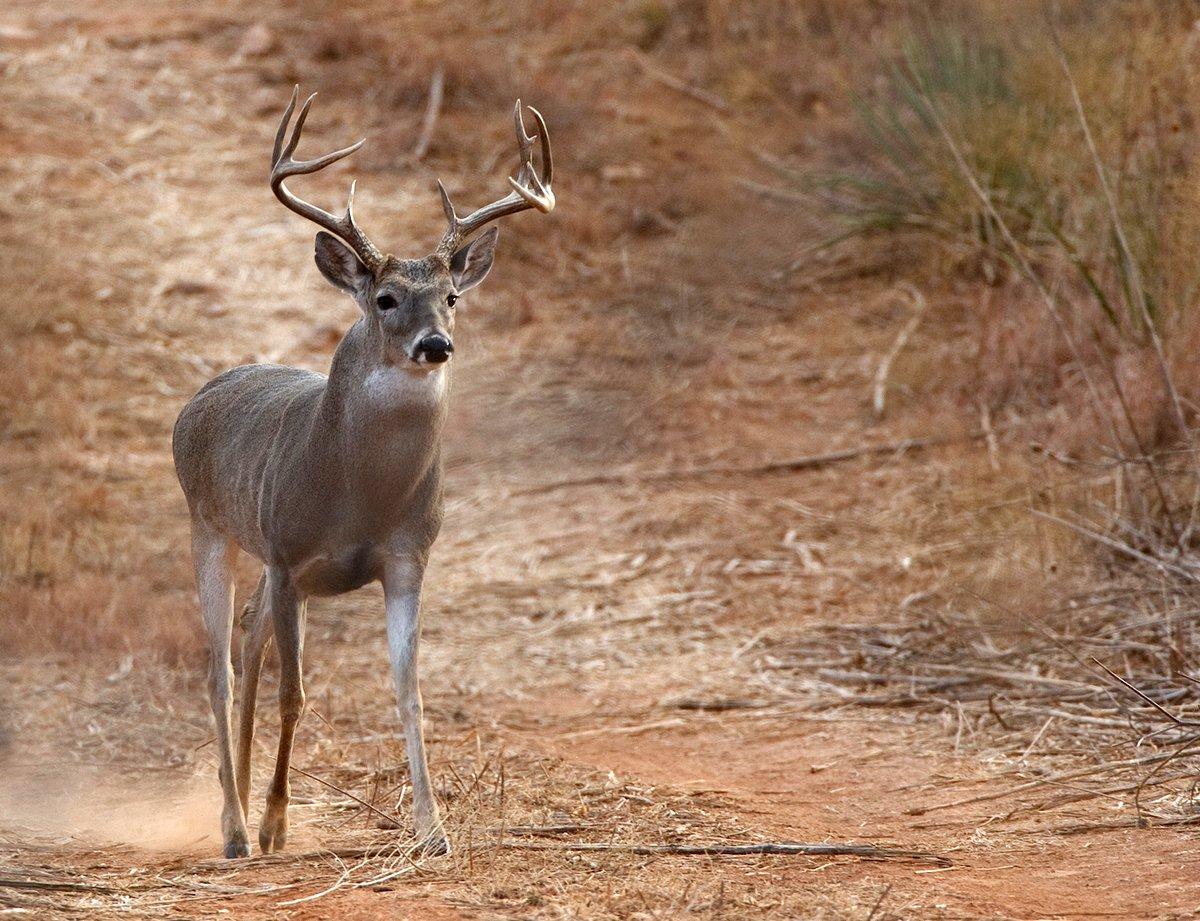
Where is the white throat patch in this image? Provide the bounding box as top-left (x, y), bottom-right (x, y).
top-left (363, 366), bottom-right (447, 405)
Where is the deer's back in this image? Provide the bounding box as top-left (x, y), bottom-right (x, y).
top-left (173, 364), bottom-right (325, 556)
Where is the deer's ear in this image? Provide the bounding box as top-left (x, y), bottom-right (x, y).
top-left (450, 227), bottom-right (499, 293)
top-left (314, 232), bottom-right (371, 293)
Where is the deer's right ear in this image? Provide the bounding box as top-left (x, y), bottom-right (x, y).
top-left (450, 226), bottom-right (500, 293)
top-left (314, 232), bottom-right (371, 293)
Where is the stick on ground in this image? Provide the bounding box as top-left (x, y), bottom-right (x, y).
top-left (226, 838), bottom-right (950, 867)
top-left (411, 66), bottom-right (445, 162)
top-left (873, 284), bottom-right (927, 418)
top-left (289, 764), bottom-right (405, 829)
top-left (629, 49), bottom-right (729, 111)
top-left (0, 877), bottom-right (120, 894)
top-left (496, 840), bottom-right (951, 865)
top-left (516, 431), bottom-right (988, 496)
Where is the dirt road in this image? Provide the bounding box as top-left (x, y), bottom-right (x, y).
top-left (2, 2), bottom-right (1198, 918)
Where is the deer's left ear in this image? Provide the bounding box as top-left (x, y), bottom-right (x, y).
top-left (450, 227), bottom-right (499, 293)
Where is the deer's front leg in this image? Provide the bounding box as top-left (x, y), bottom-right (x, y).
top-left (259, 567), bottom-right (306, 854)
top-left (383, 561), bottom-right (448, 855)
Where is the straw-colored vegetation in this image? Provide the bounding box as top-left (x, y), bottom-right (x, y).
top-left (799, 3), bottom-right (1200, 453)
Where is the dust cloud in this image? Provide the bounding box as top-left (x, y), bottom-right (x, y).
top-left (0, 761), bottom-right (219, 853)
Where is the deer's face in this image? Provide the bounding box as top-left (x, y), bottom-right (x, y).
top-left (313, 228), bottom-right (498, 372)
top-left (268, 89), bottom-right (551, 377)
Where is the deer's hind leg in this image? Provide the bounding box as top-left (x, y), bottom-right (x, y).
top-left (235, 570), bottom-right (272, 820)
top-left (259, 566), bottom-right (306, 854)
top-left (190, 521), bottom-right (250, 859)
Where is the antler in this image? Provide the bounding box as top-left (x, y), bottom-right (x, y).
top-left (435, 100), bottom-right (555, 260)
top-left (270, 86), bottom-right (386, 272)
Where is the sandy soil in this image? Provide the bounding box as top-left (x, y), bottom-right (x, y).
top-left (1, 2), bottom-right (1197, 918)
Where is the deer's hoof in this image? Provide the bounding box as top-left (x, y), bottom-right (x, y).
top-left (259, 811), bottom-right (289, 854)
top-left (223, 836), bottom-right (251, 859)
top-left (418, 828), bottom-right (450, 857)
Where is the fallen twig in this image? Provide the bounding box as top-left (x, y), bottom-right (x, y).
top-left (670, 697), bottom-right (773, 712)
top-left (504, 823), bottom-right (587, 837)
top-left (289, 764), bottom-right (405, 829)
top-left (194, 838), bottom-right (946, 869)
top-left (908, 746), bottom-right (1194, 815)
top-left (1090, 657), bottom-right (1200, 727)
top-left (560, 717), bottom-right (686, 739)
top-left (515, 431), bottom-right (988, 496)
top-left (0, 877), bottom-right (118, 894)
top-left (873, 284), bottom-right (927, 418)
top-left (496, 840), bottom-right (950, 865)
top-left (736, 178), bottom-right (807, 203)
top-left (865, 884), bottom-right (894, 921)
top-left (629, 49), bottom-right (729, 111)
top-left (1053, 813), bottom-right (1200, 836)
top-left (411, 66), bottom-right (445, 162)
top-left (1029, 510), bottom-right (1199, 583)
top-left (1005, 771), bottom-right (1190, 820)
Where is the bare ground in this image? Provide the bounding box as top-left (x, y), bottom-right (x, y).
top-left (2, 2), bottom-right (1199, 919)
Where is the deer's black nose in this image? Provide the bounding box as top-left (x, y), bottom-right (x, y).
top-left (415, 334), bottom-right (454, 364)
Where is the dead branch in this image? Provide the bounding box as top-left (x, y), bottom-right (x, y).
top-left (194, 838), bottom-right (948, 868)
top-left (1090, 657), bottom-right (1200, 727)
top-left (1008, 771), bottom-right (1191, 820)
top-left (1053, 813), bottom-right (1200, 836)
top-left (629, 49), bottom-right (729, 112)
top-left (496, 840), bottom-right (950, 865)
top-left (411, 66), bottom-right (445, 162)
top-left (289, 764), bottom-right (405, 829)
top-left (515, 431), bottom-right (989, 497)
top-left (504, 823), bottom-right (587, 837)
top-left (670, 697), bottom-right (773, 711)
top-left (907, 746), bottom-right (1194, 815)
top-left (873, 283), bottom-right (927, 418)
top-left (0, 877), bottom-right (119, 894)
top-left (1029, 510), bottom-right (1198, 583)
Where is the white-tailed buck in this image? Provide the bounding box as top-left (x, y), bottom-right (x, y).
top-left (173, 86), bottom-right (554, 858)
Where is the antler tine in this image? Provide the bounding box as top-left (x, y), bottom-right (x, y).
top-left (269, 86), bottom-right (386, 272)
top-left (437, 179), bottom-right (458, 228)
top-left (281, 92), bottom-right (317, 165)
top-left (525, 105), bottom-right (553, 187)
top-left (271, 85), bottom-right (300, 168)
top-left (435, 99), bottom-right (556, 259)
top-left (513, 99), bottom-right (535, 181)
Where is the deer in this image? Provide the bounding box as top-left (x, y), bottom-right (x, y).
top-left (172, 85), bottom-right (554, 859)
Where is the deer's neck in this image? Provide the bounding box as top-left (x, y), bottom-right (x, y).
top-left (319, 322), bottom-right (449, 471)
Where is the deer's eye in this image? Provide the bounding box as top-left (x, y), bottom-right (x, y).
top-left (447, 293), bottom-right (458, 308)
top-left (376, 293), bottom-right (397, 311)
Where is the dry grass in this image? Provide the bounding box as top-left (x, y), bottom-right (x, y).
top-left (772, 2), bottom-right (1200, 467)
